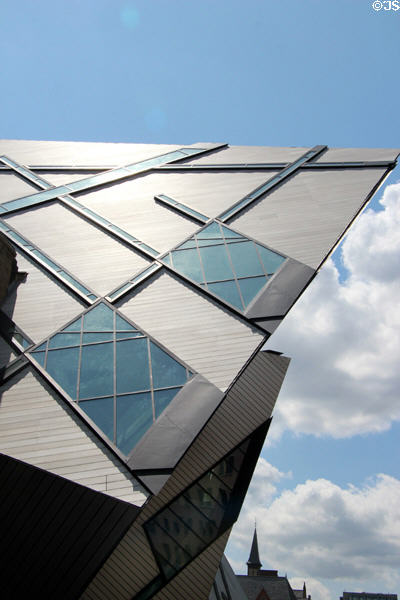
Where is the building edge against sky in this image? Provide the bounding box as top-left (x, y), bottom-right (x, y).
top-left (0, 139), bottom-right (398, 599)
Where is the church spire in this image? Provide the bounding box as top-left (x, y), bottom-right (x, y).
top-left (247, 526), bottom-right (262, 575)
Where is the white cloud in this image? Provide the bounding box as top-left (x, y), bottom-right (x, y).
top-left (265, 182), bottom-right (400, 439)
top-left (227, 467), bottom-right (400, 598)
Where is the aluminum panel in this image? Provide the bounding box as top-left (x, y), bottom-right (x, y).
top-left (0, 171), bottom-right (38, 203)
top-left (76, 175), bottom-right (201, 253)
top-left (0, 367), bottom-right (148, 505)
top-left (315, 147), bottom-right (399, 163)
top-left (2, 251), bottom-right (84, 342)
top-left (5, 203), bottom-right (150, 297)
top-left (0, 139), bottom-right (182, 167)
top-left (153, 170), bottom-right (280, 217)
top-left (33, 170), bottom-right (101, 186)
top-left (231, 168), bottom-right (387, 269)
top-left (117, 271), bottom-right (264, 391)
top-left (184, 145), bottom-right (310, 165)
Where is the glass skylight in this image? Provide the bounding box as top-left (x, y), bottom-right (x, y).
top-left (30, 302), bottom-right (194, 456)
top-left (161, 221), bottom-right (286, 312)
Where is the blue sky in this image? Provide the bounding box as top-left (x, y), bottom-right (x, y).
top-left (1, 2), bottom-right (399, 600)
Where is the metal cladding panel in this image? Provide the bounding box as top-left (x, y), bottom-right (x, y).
top-left (184, 145), bottom-right (310, 164)
top-left (2, 251), bottom-right (84, 343)
top-left (0, 367), bottom-right (148, 505)
top-left (117, 270), bottom-right (264, 391)
top-left (153, 351), bottom-right (290, 507)
top-left (76, 175), bottom-right (200, 254)
top-left (0, 171), bottom-right (38, 203)
top-left (231, 168), bottom-right (387, 269)
top-left (80, 352), bottom-right (286, 599)
top-left (33, 170), bottom-right (101, 186)
top-left (5, 203), bottom-right (150, 297)
top-left (128, 375), bottom-right (224, 472)
top-left (0, 453), bottom-right (140, 600)
top-left (153, 531), bottom-right (231, 600)
top-left (315, 147), bottom-right (399, 162)
top-left (0, 139), bottom-right (182, 167)
top-left (154, 170), bottom-right (279, 217)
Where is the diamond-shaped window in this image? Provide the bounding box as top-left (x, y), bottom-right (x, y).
top-left (30, 302), bottom-right (194, 456)
top-left (161, 221), bottom-right (286, 312)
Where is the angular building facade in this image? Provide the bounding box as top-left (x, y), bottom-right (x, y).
top-left (0, 140), bottom-right (397, 599)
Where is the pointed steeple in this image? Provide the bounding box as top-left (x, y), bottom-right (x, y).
top-left (247, 526), bottom-right (262, 575)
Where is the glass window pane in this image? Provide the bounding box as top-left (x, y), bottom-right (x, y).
top-left (176, 240), bottom-right (197, 250)
top-left (116, 331), bottom-right (143, 340)
top-left (170, 496), bottom-right (218, 545)
top-left (220, 225), bottom-right (246, 239)
top-left (83, 303), bottom-right (114, 331)
top-left (49, 333), bottom-right (81, 349)
top-left (198, 472), bottom-right (232, 508)
top-left (32, 351), bottom-right (46, 367)
top-left (184, 485), bottom-right (225, 530)
top-left (116, 313), bottom-right (136, 331)
top-left (116, 337), bottom-right (150, 394)
top-left (154, 387), bottom-right (182, 419)
top-left (150, 342), bottom-right (187, 389)
top-left (82, 332), bottom-right (113, 344)
top-left (171, 248), bottom-right (204, 284)
top-left (33, 342), bottom-right (47, 352)
top-left (256, 244), bottom-right (285, 273)
top-left (80, 397), bottom-right (114, 441)
top-left (147, 521), bottom-right (190, 573)
top-left (116, 392), bottom-right (153, 454)
top-left (46, 347), bottom-right (79, 399)
top-left (63, 318), bottom-right (82, 332)
top-left (79, 342), bottom-right (114, 399)
top-left (196, 222), bottom-right (222, 239)
top-left (238, 276), bottom-right (268, 307)
top-left (200, 245), bottom-right (234, 282)
top-left (160, 508), bottom-right (205, 559)
top-left (227, 241), bottom-right (264, 278)
top-left (196, 239), bottom-right (224, 248)
top-left (207, 280), bottom-right (243, 311)
top-left (162, 253), bottom-right (171, 266)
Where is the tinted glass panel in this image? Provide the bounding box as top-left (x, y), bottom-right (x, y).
top-left (116, 392), bottom-right (153, 454)
top-left (115, 313), bottom-right (136, 331)
top-left (171, 248), bottom-right (203, 283)
top-left (200, 245), bottom-right (234, 282)
top-left (150, 342), bottom-right (187, 389)
top-left (48, 333), bottom-right (81, 349)
top-left (154, 387), bottom-right (181, 419)
top-left (176, 240), bottom-right (197, 250)
top-left (198, 472), bottom-right (232, 508)
top-left (196, 239), bottom-right (224, 248)
top-left (64, 318), bottom-right (82, 332)
top-left (220, 225), bottom-right (246, 239)
top-left (238, 276), bottom-right (268, 307)
top-left (46, 347), bottom-right (79, 399)
top-left (32, 351), bottom-right (46, 367)
top-left (80, 397), bottom-right (114, 440)
top-left (197, 222), bottom-right (222, 239)
top-left (79, 342), bottom-right (114, 399)
top-left (82, 332), bottom-right (113, 344)
top-left (207, 280), bottom-right (243, 311)
top-left (227, 241), bottom-right (264, 278)
top-left (116, 337), bottom-right (150, 394)
top-left (116, 331), bottom-right (143, 339)
top-left (257, 245), bottom-right (285, 273)
top-left (170, 495), bottom-right (218, 544)
top-left (161, 508), bottom-right (204, 559)
top-left (83, 303), bottom-right (114, 331)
